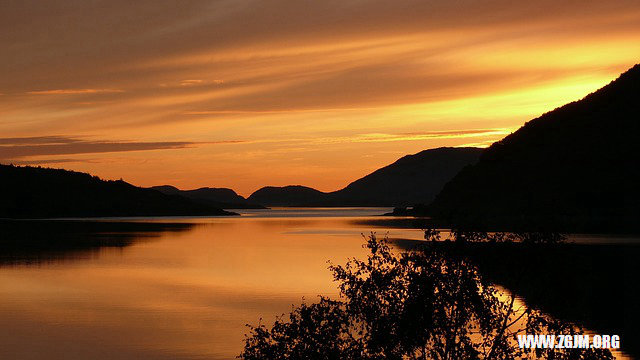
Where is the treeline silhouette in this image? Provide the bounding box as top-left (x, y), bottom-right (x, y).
top-left (0, 164), bottom-right (235, 218)
top-left (428, 64), bottom-right (640, 232)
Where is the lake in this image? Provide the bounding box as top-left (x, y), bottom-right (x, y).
top-left (0, 208), bottom-right (637, 359)
top-left (0, 207), bottom-right (421, 360)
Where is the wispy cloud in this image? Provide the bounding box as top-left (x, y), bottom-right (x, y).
top-left (301, 129), bottom-right (513, 145)
top-left (0, 136), bottom-right (241, 159)
top-left (27, 89), bottom-right (124, 95)
top-left (455, 140), bottom-right (499, 148)
top-left (6, 158), bottom-right (84, 165)
top-left (183, 107), bottom-right (375, 115)
top-left (180, 79), bottom-right (204, 86)
top-left (218, 129), bottom-right (510, 150)
top-left (398, 129), bottom-right (513, 139)
top-left (201, 140), bottom-right (246, 145)
top-left (0, 136), bottom-right (82, 145)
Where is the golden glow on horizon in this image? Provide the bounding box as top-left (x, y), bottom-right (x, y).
top-left (1, 1), bottom-right (639, 196)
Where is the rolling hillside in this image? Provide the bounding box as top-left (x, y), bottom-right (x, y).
top-left (151, 185), bottom-right (264, 209)
top-left (246, 147), bottom-right (482, 206)
top-left (428, 64), bottom-right (640, 231)
top-left (0, 165), bottom-right (235, 218)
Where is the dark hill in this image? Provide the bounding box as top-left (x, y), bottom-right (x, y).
top-left (151, 185), bottom-right (264, 209)
top-left (429, 64), bottom-right (640, 232)
top-left (331, 147), bottom-right (482, 206)
top-left (0, 165), bottom-right (235, 218)
top-left (150, 185), bottom-right (181, 195)
top-left (247, 185), bottom-right (328, 206)
top-left (245, 147), bottom-right (482, 207)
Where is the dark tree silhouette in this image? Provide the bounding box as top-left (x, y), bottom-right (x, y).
top-left (240, 231), bottom-right (613, 359)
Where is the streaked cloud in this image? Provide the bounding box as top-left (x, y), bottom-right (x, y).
top-left (183, 107), bottom-right (376, 116)
top-left (7, 158), bottom-right (85, 165)
top-left (297, 129), bottom-right (513, 145)
top-left (27, 89), bottom-right (124, 95)
top-left (400, 129), bottom-right (511, 137)
top-left (455, 140), bottom-right (500, 149)
top-left (180, 80), bottom-right (203, 86)
top-left (0, 136), bottom-right (241, 159)
top-left (1, 141), bottom-right (192, 158)
top-left (0, 136), bottom-right (81, 145)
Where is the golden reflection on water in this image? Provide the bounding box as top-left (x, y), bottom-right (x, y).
top-left (492, 288), bottom-right (632, 360)
top-left (1, 210), bottom-right (632, 359)
top-left (0, 209), bottom-right (424, 359)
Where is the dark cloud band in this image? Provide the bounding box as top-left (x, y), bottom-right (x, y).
top-left (0, 136), bottom-right (241, 159)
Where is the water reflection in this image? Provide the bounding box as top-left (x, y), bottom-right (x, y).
top-left (1, 210), bottom-right (638, 359)
top-left (0, 208), bottom-right (407, 360)
top-left (394, 238), bottom-right (640, 359)
top-left (0, 220), bottom-right (194, 265)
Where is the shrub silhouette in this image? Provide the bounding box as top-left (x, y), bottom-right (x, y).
top-left (240, 231), bottom-right (613, 359)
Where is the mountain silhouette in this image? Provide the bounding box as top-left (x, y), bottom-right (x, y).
top-left (331, 147), bottom-right (482, 206)
top-left (428, 64), bottom-right (640, 231)
top-left (247, 185), bottom-right (327, 206)
top-left (245, 147), bottom-right (482, 206)
top-left (151, 185), bottom-right (265, 209)
top-left (0, 164), bottom-right (236, 218)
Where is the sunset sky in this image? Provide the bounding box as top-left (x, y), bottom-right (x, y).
top-left (1, 0), bottom-right (639, 196)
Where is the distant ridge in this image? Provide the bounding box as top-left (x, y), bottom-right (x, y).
top-left (247, 185), bottom-right (327, 207)
top-left (428, 64), bottom-right (640, 231)
top-left (246, 147), bottom-right (482, 207)
top-left (151, 185), bottom-right (265, 209)
top-left (331, 147), bottom-right (482, 206)
top-left (0, 164), bottom-right (235, 218)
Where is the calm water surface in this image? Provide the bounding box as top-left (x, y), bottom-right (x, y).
top-left (1, 208), bottom-right (637, 359)
top-left (0, 207), bottom-right (423, 360)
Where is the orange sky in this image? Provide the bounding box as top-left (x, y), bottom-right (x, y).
top-left (1, 0), bottom-right (639, 196)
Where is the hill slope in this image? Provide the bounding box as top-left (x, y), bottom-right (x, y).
top-left (151, 185), bottom-right (264, 209)
top-left (0, 165), bottom-right (235, 218)
top-left (247, 185), bottom-right (327, 206)
top-left (246, 147), bottom-right (482, 207)
top-left (331, 147), bottom-right (482, 206)
top-left (429, 64), bottom-right (640, 231)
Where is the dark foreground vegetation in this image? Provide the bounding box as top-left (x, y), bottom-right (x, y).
top-left (0, 164), bottom-right (236, 218)
top-left (240, 231), bottom-right (614, 359)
